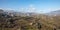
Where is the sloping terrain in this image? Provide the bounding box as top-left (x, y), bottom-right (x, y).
top-left (0, 13), bottom-right (60, 30)
top-left (0, 9), bottom-right (60, 30)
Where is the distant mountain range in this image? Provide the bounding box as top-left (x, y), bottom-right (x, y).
top-left (46, 10), bottom-right (60, 16)
top-left (1, 9), bottom-right (60, 16)
top-left (0, 9), bottom-right (39, 17)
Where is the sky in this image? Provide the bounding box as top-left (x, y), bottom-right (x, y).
top-left (0, 0), bottom-right (60, 13)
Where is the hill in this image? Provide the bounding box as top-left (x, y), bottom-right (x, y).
top-left (46, 10), bottom-right (60, 16)
top-left (0, 9), bottom-right (60, 30)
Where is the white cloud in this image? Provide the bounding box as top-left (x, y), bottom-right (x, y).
top-left (0, 8), bottom-right (3, 9)
top-left (19, 8), bottom-right (25, 12)
top-left (47, 8), bottom-right (60, 11)
top-left (0, 8), bottom-right (15, 10)
top-left (29, 4), bottom-right (34, 7)
top-left (3, 8), bottom-right (15, 10)
top-left (20, 4), bottom-right (36, 12)
top-left (29, 7), bottom-right (36, 12)
top-left (32, 8), bottom-right (36, 10)
top-left (20, 8), bottom-right (24, 10)
top-left (28, 4), bottom-right (36, 12)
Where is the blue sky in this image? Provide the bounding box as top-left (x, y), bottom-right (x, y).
top-left (0, 0), bottom-right (60, 13)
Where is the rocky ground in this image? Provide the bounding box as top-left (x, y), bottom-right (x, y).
top-left (0, 12), bottom-right (60, 30)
